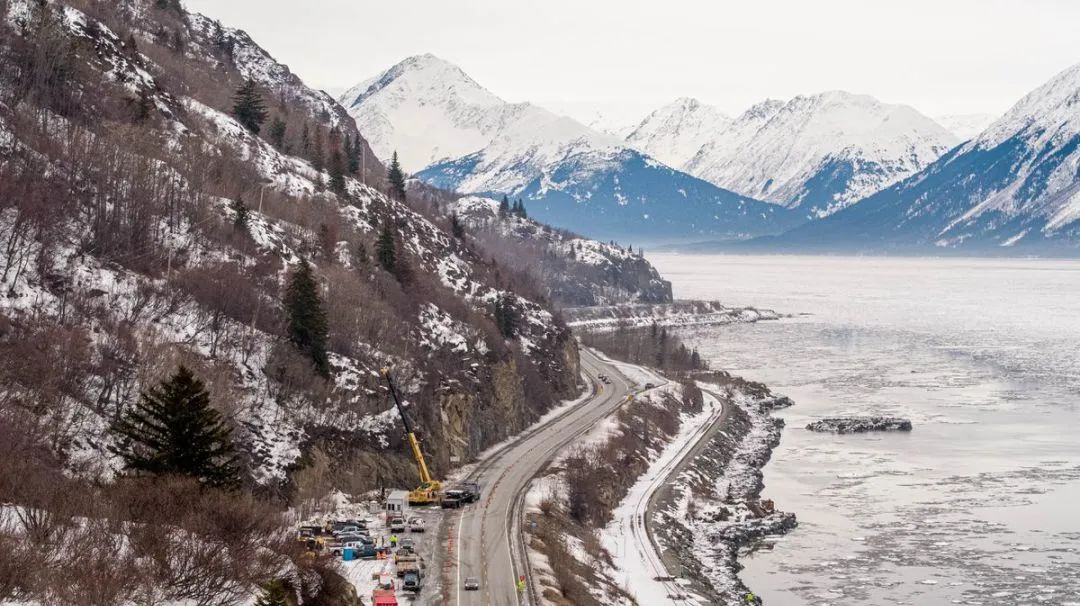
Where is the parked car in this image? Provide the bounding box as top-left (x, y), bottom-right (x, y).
top-left (336, 532), bottom-right (369, 543)
top-left (408, 517), bottom-right (426, 532)
top-left (464, 576), bottom-right (480, 591)
top-left (644, 382), bottom-right (656, 389)
top-left (332, 525), bottom-right (361, 537)
top-left (389, 516), bottom-right (406, 533)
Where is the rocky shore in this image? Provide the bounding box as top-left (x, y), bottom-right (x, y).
top-left (649, 377), bottom-right (797, 603)
top-left (562, 300), bottom-right (781, 329)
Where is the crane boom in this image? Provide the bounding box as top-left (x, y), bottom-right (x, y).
top-left (381, 368), bottom-right (437, 489)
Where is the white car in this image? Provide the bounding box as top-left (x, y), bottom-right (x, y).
top-left (408, 517), bottom-right (425, 532)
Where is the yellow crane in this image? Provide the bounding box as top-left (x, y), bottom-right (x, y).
top-left (381, 368), bottom-right (442, 505)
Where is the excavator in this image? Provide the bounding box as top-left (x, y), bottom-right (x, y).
top-left (381, 368), bottom-right (442, 505)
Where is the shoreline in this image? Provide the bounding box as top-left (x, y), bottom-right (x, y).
top-left (648, 375), bottom-right (797, 603)
top-left (562, 300), bottom-right (781, 330)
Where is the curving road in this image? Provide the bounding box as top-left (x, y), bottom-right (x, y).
top-left (448, 348), bottom-right (634, 606)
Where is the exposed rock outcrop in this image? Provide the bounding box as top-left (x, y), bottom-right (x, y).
top-left (806, 416), bottom-right (913, 434)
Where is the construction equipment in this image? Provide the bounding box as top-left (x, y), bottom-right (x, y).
top-left (381, 368), bottom-right (442, 505)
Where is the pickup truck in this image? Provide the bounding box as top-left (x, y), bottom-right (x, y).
top-left (440, 490), bottom-right (465, 508)
top-left (457, 481), bottom-right (481, 503)
top-left (402, 570), bottom-right (421, 592)
top-left (389, 516), bottom-right (406, 533)
top-left (396, 554), bottom-right (422, 579)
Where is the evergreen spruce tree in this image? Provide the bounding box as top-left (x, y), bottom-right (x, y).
top-left (231, 79), bottom-right (267, 133)
top-left (211, 20), bottom-right (226, 50)
top-left (285, 259), bottom-right (330, 377)
top-left (356, 242), bottom-right (368, 265)
top-left (515, 199), bottom-right (528, 218)
top-left (498, 195), bottom-right (510, 218)
top-left (387, 151), bottom-right (407, 201)
top-left (346, 135), bottom-right (360, 174)
top-left (317, 224), bottom-right (334, 261)
top-left (328, 146), bottom-right (346, 194)
top-left (376, 218), bottom-right (396, 274)
top-left (493, 295), bottom-right (517, 339)
top-left (312, 127), bottom-right (325, 174)
top-left (254, 580), bottom-right (289, 606)
top-left (111, 366), bottom-right (239, 487)
top-left (231, 197), bottom-right (249, 233)
top-left (300, 123), bottom-right (311, 155)
top-left (268, 118), bottom-right (287, 149)
top-left (450, 213), bottom-right (465, 239)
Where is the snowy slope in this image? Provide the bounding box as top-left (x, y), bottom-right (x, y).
top-left (624, 98), bottom-right (731, 168)
top-left (934, 113), bottom-right (999, 141)
top-left (682, 92), bottom-right (959, 218)
top-left (339, 54), bottom-right (559, 172)
top-left (767, 62), bottom-right (1080, 253)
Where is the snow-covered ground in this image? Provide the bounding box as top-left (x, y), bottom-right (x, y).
top-left (600, 390), bottom-right (725, 605)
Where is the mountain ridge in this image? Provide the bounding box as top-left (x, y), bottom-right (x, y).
top-left (344, 55), bottom-right (803, 244)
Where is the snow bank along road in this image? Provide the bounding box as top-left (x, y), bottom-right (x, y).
top-left (609, 387), bottom-right (731, 605)
top-left (448, 348), bottom-right (634, 606)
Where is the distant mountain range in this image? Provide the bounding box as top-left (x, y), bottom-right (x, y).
top-left (341, 54), bottom-right (798, 243)
top-left (342, 55), bottom-right (1080, 254)
top-left (738, 62), bottom-right (1080, 254)
top-left (628, 93), bottom-right (958, 219)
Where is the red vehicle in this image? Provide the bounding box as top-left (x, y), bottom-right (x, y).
top-left (372, 588), bottom-right (398, 606)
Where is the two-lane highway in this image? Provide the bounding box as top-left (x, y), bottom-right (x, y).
top-left (449, 348), bottom-right (633, 606)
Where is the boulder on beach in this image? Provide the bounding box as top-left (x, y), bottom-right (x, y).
top-left (806, 416), bottom-right (913, 434)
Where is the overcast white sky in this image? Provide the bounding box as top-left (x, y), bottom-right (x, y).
top-left (185, 0), bottom-right (1080, 125)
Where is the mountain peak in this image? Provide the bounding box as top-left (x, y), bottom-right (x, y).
top-left (340, 54), bottom-right (514, 170)
top-left (624, 98), bottom-right (731, 167)
top-left (684, 91), bottom-right (958, 217)
top-left (974, 61), bottom-right (1080, 151)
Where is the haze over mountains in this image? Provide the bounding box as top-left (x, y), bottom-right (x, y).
top-left (342, 54), bottom-right (1080, 254)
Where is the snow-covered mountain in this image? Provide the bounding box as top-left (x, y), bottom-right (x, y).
top-left (762, 62), bottom-right (1080, 253)
top-left (624, 98), bottom-right (731, 168)
top-left (934, 113), bottom-right (999, 141)
top-left (681, 91), bottom-right (960, 218)
top-left (344, 55), bottom-right (801, 243)
top-left (340, 54), bottom-right (549, 171)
